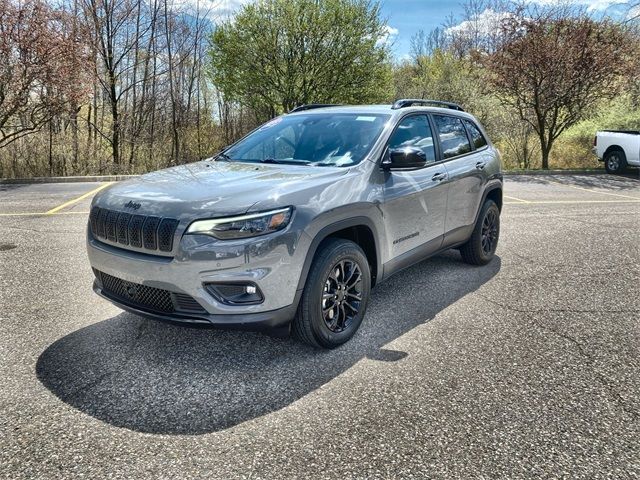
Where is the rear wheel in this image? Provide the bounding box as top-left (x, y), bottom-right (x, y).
top-left (604, 149), bottom-right (627, 174)
top-left (460, 200), bottom-right (500, 266)
top-left (293, 238), bottom-right (371, 348)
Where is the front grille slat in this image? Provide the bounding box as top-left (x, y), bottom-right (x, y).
top-left (89, 207), bottom-right (100, 236)
top-left (95, 270), bottom-right (206, 315)
top-left (89, 206), bottom-right (178, 254)
top-left (96, 208), bottom-right (106, 238)
top-left (142, 216), bottom-right (160, 250)
top-left (116, 212), bottom-right (131, 245)
top-left (105, 210), bottom-right (119, 241)
top-left (128, 215), bottom-right (145, 248)
top-left (158, 219), bottom-right (179, 252)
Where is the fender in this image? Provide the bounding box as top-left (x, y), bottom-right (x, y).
top-left (473, 178), bottom-right (503, 225)
top-left (295, 215), bottom-right (383, 294)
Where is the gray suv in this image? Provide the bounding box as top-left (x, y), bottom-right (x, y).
top-left (87, 99), bottom-right (503, 348)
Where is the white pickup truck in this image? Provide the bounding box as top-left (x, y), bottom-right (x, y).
top-left (593, 130), bottom-right (640, 174)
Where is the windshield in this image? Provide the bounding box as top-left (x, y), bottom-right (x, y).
top-left (222, 113), bottom-right (390, 167)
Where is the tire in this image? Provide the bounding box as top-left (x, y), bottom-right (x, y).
top-left (293, 238), bottom-right (371, 349)
top-left (460, 200), bottom-right (500, 266)
top-left (604, 149), bottom-right (627, 174)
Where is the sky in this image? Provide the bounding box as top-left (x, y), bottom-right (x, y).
top-left (378, 0), bottom-right (637, 58)
top-left (200, 0), bottom-right (638, 59)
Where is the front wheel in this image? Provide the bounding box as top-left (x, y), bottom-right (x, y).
top-left (604, 150), bottom-right (627, 174)
top-left (293, 238), bottom-right (371, 348)
top-left (460, 200), bottom-right (500, 266)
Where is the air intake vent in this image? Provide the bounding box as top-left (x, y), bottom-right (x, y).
top-left (158, 219), bottom-right (179, 252)
top-left (116, 212), bottom-right (131, 244)
top-left (90, 207), bottom-right (179, 254)
top-left (95, 270), bottom-right (206, 315)
top-left (128, 214), bottom-right (145, 248)
top-left (142, 216), bottom-right (160, 250)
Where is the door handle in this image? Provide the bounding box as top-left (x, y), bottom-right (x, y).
top-left (476, 161), bottom-right (486, 170)
top-left (432, 172), bottom-right (447, 181)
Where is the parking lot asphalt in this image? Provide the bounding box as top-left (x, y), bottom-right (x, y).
top-left (0, 174), bottom-right (639, 479)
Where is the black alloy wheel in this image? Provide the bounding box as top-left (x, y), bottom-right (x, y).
top-left (481, 208), bottom-right (499, 255)
top-left (321, 260), bottom-right (363, 333)
top-left (293, 238), bottom-right (371, 348)
top-left (460, 199), bottom-right (500, 266)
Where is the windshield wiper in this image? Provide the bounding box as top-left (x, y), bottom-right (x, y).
top-left (260, 158), bottom-right (311, 165)
top-left (307, 162), bottom-right (336, 167)
top-left (215, 152), bottom-right (233, 162)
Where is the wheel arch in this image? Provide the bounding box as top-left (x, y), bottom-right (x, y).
top-left (296, 217), bottom-right (382, 292)
top-left (474, 182), bottom-right (503, 226)
top-left (603, 145), bottom-right (625, 158)
top-left (485, 185), bottom-right (503, 212)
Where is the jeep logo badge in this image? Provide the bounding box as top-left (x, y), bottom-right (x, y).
top-left (124, 200), bottom-right (141, 210)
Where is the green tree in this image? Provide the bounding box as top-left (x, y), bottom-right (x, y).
top-left (209, 0), bottom-right (393, 118)
top-left (394, 47), bottom-right (498, 134)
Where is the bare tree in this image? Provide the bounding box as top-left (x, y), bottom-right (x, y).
top-left (0, 0), bottom-right (89, 149)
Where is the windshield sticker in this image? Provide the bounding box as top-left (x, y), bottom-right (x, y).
top-left (259, 117), bottom-right (283, 130)
top-left (356, 116), bottom-right (377, 122)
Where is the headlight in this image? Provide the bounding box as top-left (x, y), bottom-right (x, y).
top-left (185, 207), bottom-right (292, 240)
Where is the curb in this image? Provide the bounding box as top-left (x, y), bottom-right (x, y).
top-left (0, 175), bottom-right (139, 184)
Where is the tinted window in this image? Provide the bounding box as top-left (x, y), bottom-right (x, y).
top-left (224, 113), bottom-right (390, 167)
top-left (464, 120), bottom-right (487, 149)
top-left (433, 115), bottom-right (472, 159)
top-left (388, 115), bottom-right (436, 163)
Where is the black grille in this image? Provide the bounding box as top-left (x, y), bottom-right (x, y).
top-left (142, 216), bottom-right (160, 250)
top-left (89, 207), bottom-right (100, 236)
top-left (90, 206), bottom-right (179, 253)
top-left (116, 212), bottom-right (131, 244)
top-left (128, 215), bottom-right (144, 248)
top-left (96, 208), bottom-right (106, 237)
top-left (105, 210), bottom-right (119, 241)
top-left (174, 293), bottom-right (206, 313)
top-left (96, 270), bottom-right (206, 315)
top-left (158, 219), bottom-right (179, 252)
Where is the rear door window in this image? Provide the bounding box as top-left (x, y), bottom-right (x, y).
top-left (463, 120), bottom-right (488, 149)
top-left (432, 115), bottom-right (472, 159)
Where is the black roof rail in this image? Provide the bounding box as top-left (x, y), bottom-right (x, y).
top-left (391, 99), bottom-right (465, 112)
top-left (289, 104), bottom-right (341, 113)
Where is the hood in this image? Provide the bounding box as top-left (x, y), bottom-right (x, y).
top-left (93, 160), bottom-right (351, 219)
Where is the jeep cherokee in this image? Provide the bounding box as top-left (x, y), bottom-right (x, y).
top-left (87, 99), bottom-right (503, 348)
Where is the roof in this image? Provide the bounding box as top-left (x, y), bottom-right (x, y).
top-left (287, 104), bottom-right (475, 120)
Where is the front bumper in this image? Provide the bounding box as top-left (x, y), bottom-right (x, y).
top-left (93, 280), bottom-right (298, 329)
top-left (87, 219), bottom-right (311, 328)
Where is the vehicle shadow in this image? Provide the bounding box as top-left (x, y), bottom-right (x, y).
top-left (36, 251), bottom-right (501, 435)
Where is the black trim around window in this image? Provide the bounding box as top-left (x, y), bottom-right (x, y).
top-left (379, 111), bottom-right (490, 170)
top-left (462, 118), bottom-right (489, 151)
top-left (430, 112), bottom-right (475, 162)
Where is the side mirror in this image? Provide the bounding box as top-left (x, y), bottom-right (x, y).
top-left (382, 147), bottom-right (427, 170)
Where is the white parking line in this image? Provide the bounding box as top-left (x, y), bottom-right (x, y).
top-left (504, 195), bottom-right (531, 204)
top-left (505, 199), bottom-right (640, 205)
top-left (545, 179), bottom-right (640, 200)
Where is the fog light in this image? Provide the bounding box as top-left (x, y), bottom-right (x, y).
top-left (204, 282), bottom-right (264, 305)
